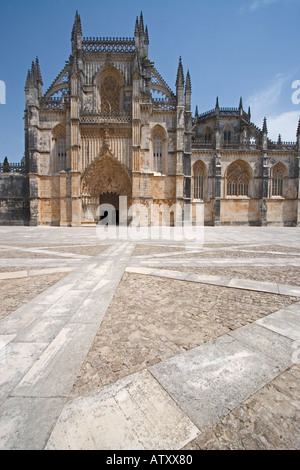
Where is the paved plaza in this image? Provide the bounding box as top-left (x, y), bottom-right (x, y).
top-left (0, 226), bottom-right (299, 450)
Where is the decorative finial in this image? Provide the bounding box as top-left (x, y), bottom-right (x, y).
top-left (35, 57), bottom-right (43, 84)
top-left (135, 16), bottom-right (139, 35)
top-left (195, 105), bottom-right (199, 118)
top-left (72, 10), bottom-right (82, 41)
top-left (139, 12), bottom-right (144, 32)
top-left (185, 70), bottom-right (191, 93)
top-left (297, 117), bottom-right (300, 137)
top-left (263, 117), bottom-right (268, 134)
top-left (215, 96), bottom-right (219, 110)
top-left (176, 57), bottom-right (184, 88)
top-left (145, 25), bottom-right (149, 45)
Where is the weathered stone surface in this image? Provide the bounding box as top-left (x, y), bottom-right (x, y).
top-left (45, 370), bottom-right (199, 450)
top-left (0, 227), bottom-right (299, 450)
top-left (183, 363), bottom-right (300, 450)
top-left (150, 334), bottom-right (284, 428)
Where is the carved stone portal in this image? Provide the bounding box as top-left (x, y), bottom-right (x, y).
top-left (81, 148), bottom-right (132, 223)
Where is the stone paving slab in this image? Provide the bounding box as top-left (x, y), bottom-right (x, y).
top-left (229, 323), bottom-right (299, 369)
top-left (0, 397), bottom-right (67, 450)
top-left (0, 227), bottom-right (299, 450)
top-left (0, 303), bottom-right (51, 336)
top-left (0, 245), bottom-right (91, 259)
top-left (130, 258), bottom-right (300, 268)
top-left (45, 370), bottom-right (199, 450)
top-left (0, 341), bottom-right (48, 406)
top-left (126, 267), bottom-right (300, 297)
top-left (256, 309), bottom-right (300, 342)
top-left (278, 284), bottom-right (300, 297)
top-left (0, 259), bottom-right (83, 268)
top-left (11, 323), bottom-right (100, 398)
top-left (0, 241), bottom-right (136, 449)
top-left (0, 266), bottom-right (74, 280)
top-left (228, 278), bottom-right (280, 294)
top-left (150, 334), bottom-right (285, 429)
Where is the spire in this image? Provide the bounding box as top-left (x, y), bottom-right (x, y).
top-left (145, 25), bottom-right (149, 45)
top-left (176, 57), bottom-right (184, 88)
top-left (215, 96), bottom-right (220, 111)
top-left (248, 106), bottom-right (251, 121)
top-left (263, 117), bottom-right (268, 134)
top-left (25, 69), bottom-right (32, 89)
top-left (195, 105), bottom-right (199, 118)
top-left (35, 57), bottom-right (43, 84)
top-left (185, 70), bottom-right (191, 93)
top-left (139, 12), bottom-right (144, 32)
top-left (135, 16), bottom-right (139, 35)
top-left (239, 96), bottom-right (243, 109)
top-left (25, 58), bottom-right (43, 102)
top-left (72, 10), bottom-right (82, 41)
top-left (277, 134), bottom-right (282, 145)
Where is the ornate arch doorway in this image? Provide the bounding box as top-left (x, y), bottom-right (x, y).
top-left (81, 149), bottom-right (132, 225)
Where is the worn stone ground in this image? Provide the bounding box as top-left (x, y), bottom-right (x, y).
top-left (0, 227), bottom-right (299, 450)
top-left (0, 273), bottom-right (67, 320)
top-left (70, 274), bottom-right (298, 397)
top-left (182, 363), bottom-right (300, 450)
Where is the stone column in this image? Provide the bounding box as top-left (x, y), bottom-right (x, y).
top-left (28, 174), bottom-right (40, 226)
top-left (214, 153), bottom-right (221, 226)
top-left (261, 153), bottom-right (269, 226)
top-left (59, 171), bottom-right (69, 227)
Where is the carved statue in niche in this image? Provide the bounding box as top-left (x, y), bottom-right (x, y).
top-left (100, 76), bottom-right (120, 113)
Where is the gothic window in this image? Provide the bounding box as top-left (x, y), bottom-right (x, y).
top-left (193, 161), bottom-right (206, 200)
top-left (153, 130), bottom-right (163, 173)
top-left (224, 124), bottom-right (233, 144)
top-left (271, 163), bottom-right (286, 197)
top-left (57, 137), bottom-right (66, 172)
top-left (204, 127), bottom-right (212, 143)
top-left (100, 75), bottom-right (121, 113)
top-left (52, 124), bottom-right (66, 172)
top-left (226, 161), bottom-right (251, 197)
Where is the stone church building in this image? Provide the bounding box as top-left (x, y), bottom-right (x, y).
top-left (1, 12), bottom-right (300, 227)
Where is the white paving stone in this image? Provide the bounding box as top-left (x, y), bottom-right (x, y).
top-left (45, 370), bottom-right (199, 450)
top-left (256, 309), bottom-right (300, 342)
top-left (150, 334), bottom-right (284, 428)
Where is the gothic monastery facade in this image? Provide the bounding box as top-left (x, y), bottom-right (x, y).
top-left (1, 12), bottom-right (300, 227)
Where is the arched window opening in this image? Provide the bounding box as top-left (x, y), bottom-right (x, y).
top-left (57, 137), bottom-right (66, 172)
top-left (227, 161), bottom-right (251, 197)
top-left (204, 127), bottom-right (212, 143)
top-left (271, 163), bottom-right (285, 197)
top-left (52, 125), bottom-right (66, 172)
top-left (153, 131), bottom-right (163, 173)
top-left (224, 129), bottom-right (232, 144)
top-left (223, 124), bottom-right (233, 145)
top-left (193, 161), bottom-right (205, 200)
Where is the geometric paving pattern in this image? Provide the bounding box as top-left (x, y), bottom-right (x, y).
top-left (0, 226), bottom-right (299, 450)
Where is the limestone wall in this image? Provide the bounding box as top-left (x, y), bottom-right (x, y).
top-left (0, 174), bottom-right (29, 225)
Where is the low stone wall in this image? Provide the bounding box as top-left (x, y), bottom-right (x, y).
top-left (0, 174), bottom-right (29, 225)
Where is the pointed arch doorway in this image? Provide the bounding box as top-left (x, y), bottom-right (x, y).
top-left (81, 148), bottom-right (132, 225)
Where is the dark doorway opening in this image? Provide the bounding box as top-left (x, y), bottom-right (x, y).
top-left (99, 193), bottom-right (120, 225)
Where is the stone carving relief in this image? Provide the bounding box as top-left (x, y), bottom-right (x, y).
top-left (81, 150), bottom-right (131, 198)
top-left (100, 76), bottom-right (120, 112)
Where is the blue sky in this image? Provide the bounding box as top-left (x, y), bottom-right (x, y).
top-left (0, 0), bottom-right (299, 162)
